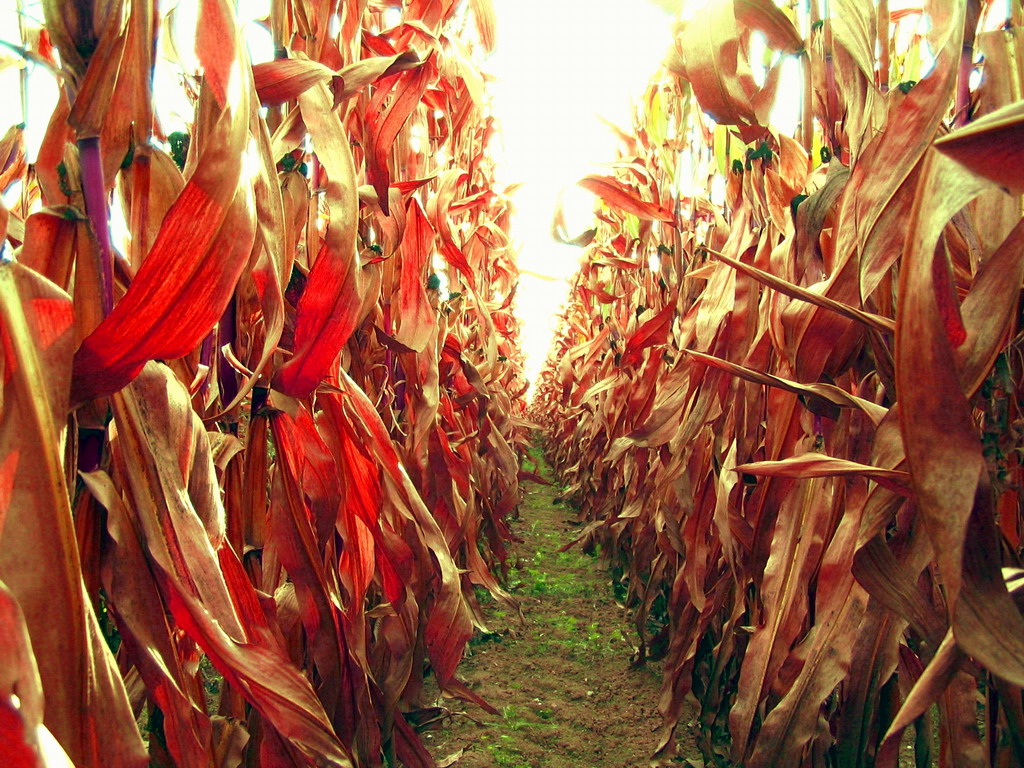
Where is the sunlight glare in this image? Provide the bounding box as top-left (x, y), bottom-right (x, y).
top-left (678, 0), bottom-right (715, 23)
top-left (559, 185), bottom-right (598, 241)
top-left (0, 0), bottom-right (58, 162)
top-left (244, 22), bottom-right (275, 65)
top-left (769, 56), bottom-right (803, 136)
top-left (240, 137), bottom-right (261, 186)
top-left (1, 180), bottom-right (20, 209)
top-left (489, 0), bottom-right (674, 390)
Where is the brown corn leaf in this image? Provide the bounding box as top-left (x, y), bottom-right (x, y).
top-left (876, 631), bottom-right (964, 764)
top-left (0, 262), bottom-right (146, 767)
top-left (934, 99), bottom-right (1024, 193)
top-left (106, 362), bottom-right (353, 766)
top-left (253, 58), bottom-right (336, 106)
top-left (735, 453), bottom-right (912, 495)
top-left (685, 349), bottom-right (888, 424)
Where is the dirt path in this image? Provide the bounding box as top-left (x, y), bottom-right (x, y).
top-left (422, 451), bottom-right (695, 768)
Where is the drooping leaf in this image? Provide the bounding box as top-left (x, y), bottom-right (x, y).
top-left (621, 299), bottom-right (676, 367)
top-left (394, 197), bottom-right (438, 353)
top-left (578, 174), bottom-right (674, 222)
top-left (365, 59), bottom-right (434, 215)
top-left (273, 79), bottom-right (363, 397)
top-left (934, 99), bottom-right (1024, 193)
top-left (71, 0), bottom-right (255, 402)
top-left (0, 262), bottom-right (146, 767)
top-left (735, 453), bottom-right (912, 495)
top-left (104, 362), bottom-right (353, 766)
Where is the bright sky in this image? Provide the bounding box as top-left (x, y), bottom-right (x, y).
top-left (486, 0), bottom-right (675, 388)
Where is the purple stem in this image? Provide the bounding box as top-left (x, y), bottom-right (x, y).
top-left (383, 304), bottom-right (396, 411)
top-left (78, 136), bottom-right (114, 316)
top-left (77, 428), bottom-right (106, 473)
top-left (218, 300), bottom-right (239, 411)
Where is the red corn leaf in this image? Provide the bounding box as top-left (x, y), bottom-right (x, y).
top-left (0, 579), bottom-right (49, 768)
top-left (82, 470), bottom-right (216, 768)
top-left (394, 198), bottom-right (438, 353)
top-left (578, 175), bottom-right (674, 222)
top-left (104, 362), bottom-right (353, 766)
top-left (273, 237), bottom-right (362, 397)
top-left (273, 80), bottom-right (363, 397)
top-left (621, 300), bottom-right (676, 367)
top-left (518, 470), bottom-right (552, 485)
top-left (220, 115), bottom-right (291, 413)
top-left (71, 179), bottom-right (255, 402)
top-left (268, 410), bottom-right (378, 753)
top-left (195, 0), bottom-right (238, 108)
top-left (71, 0), bottom-right (254, 403)
top-left (365, 58), bottom-right (434, 215)
top-left (332, 374), bottom-right (496, 713)
top-left (253, 58), bottom-right (336, 107)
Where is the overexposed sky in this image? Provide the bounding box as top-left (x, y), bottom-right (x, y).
top-left (486, 0), bottom-right (675, 388)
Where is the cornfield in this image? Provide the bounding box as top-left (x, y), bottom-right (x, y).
top-left (0, 1), bottom-right (528, 766)
top-left (7, 0), bottom-right (1024, 766)
top-left (533, 0), bottom-right (1024, 766)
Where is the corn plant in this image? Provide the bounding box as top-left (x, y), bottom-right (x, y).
top-left (534, 1), bottom-right (1024, 766)
top-left (0, 0), bottom-right (527, 766)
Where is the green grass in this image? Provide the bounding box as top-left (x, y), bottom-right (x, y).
top-left (485, 741), bottom-right (533, 768)
top-left (473, 706), bottom-right (557, 768)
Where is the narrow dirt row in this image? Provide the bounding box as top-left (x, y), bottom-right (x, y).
top-left (421, 449), bottom-right (696, 768)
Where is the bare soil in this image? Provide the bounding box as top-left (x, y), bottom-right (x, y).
top-left (419, 454), bottom-right (698, 768)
